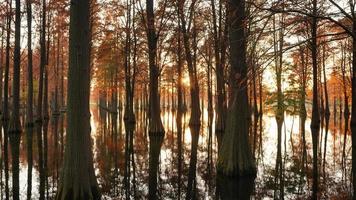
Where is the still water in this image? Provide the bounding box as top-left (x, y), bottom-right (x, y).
top-left (1, 106), bottom-right (352, 199)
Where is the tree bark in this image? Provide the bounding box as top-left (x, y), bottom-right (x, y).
top-left (37, 0), bottom-right (46, 123)
top-left (8, 0), bottom-right (22, 199)
top-left (26, 0), bottom-right (34, 126)
top-left (146, 0), bottom-right (164, 134)
top-left (218, 0), bottom-right (256, 176)
top-left (56, 0), bottom-right (100, 198)
top-left (351, 13), bottom-right (356, 200)
top-left (3, 3), bottom-right (11, 199)
top-left (310, 0), bottom-right (320, 199)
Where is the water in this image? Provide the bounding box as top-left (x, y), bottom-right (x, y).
top-left (0, 106), bottom-right (352, 199)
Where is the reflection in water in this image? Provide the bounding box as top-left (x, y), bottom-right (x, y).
top-left (0, 107), bottom-right (353, 199)
top-left (216, 175), bottom-right (254, 200)
top-left (186, 125), bottom-right (200, 200)
top-left (124, 121), bottom-right (137, 199)
top-left (3, 121), bottom-right (9, 200)
top-left (26, 126), bottom-right (33, 200)
top-left (9, 131), bottom-right (20, 200)
top-left (148, 131), bottom-right (164, 200)
top-left (36, 122), bottom-right (45, 200)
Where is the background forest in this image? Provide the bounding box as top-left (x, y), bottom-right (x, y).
top-left (0, 0), bottom-right (355, 199)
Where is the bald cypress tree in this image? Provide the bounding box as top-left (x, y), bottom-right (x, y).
top-left (8, 0), bottom-right (22, 199)
top-left (218, 0), bottom-right (256, 176)
top-left (56, 0), bottom-right (100, 199)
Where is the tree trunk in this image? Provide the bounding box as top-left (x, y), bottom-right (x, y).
top-left (124, 0), bottom-right (135, 123)
top-left (56, 0), bottom-right (100, 199)
top-left (26, 0), bottom-right (34, 126)
top-left (8, 0), bottom-right (22, 199)
top-left (310, 1), bottom-right (320, 199)
top-left (218, 0), bottom-right (255, 176)
top-left (146, 0), bottom-right (164, 136)
top-left (211, 0), bottom-right (226, 147)
top-left (351, 16), bottom-right (356, 200)
top-left (3, 2), bottom-right (11, 197)
top-left (186, 126), bottom-right (200, 200)
top-left (37, 0), bottom-right (46, 123)
top-left (177, 0), bottom-right (201, 126)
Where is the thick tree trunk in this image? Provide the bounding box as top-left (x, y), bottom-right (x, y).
top-left (146, 1), bottom-right (165, 194)
top-left (56, 0), bottom-right (100, 199)
top-left (146, 0), bottom-right (164, 135)
top-left (218, 0), bottom-right (255, 176)
top-left (8, 1), bottom-right (22, 200)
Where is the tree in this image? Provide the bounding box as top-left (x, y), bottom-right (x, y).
top-left (56, 0), bottom-right (100, 198)
top-left (310, 0), bottom-right (320, 199)
top-left (146, 0), bottom-right (165, 198)
top-left (177, 0), bottom-right (201, 126)
top-left (26, 0), bottom-right (34, 199)
top-left (218, 0), bottom-right (256, 176)
top-left (146, 0), bottom-right (164, 134)
top-left (210, 0), bottom-right (227, 146)
top-left (37, 0), bottom-right (47, 123)
top-left (3, 1), bottom-right (11, 198)
top-left (8, 0), bottom-right (22, 199)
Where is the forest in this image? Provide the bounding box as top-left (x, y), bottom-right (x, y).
top-left (0, 0), bottom-right (354, 199)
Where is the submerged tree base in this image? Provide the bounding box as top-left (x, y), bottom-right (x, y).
top-left (56, 186), bottom-right (100, 200)
top-left (216, 173), bottom-right (255, 199)
top-left (217, 93), bottom-right (256, 177)
top-left (216, 164), bottom-right (257, 177)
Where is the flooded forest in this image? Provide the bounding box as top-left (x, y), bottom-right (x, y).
top-left (0, 0), bottom-right (355, 199)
